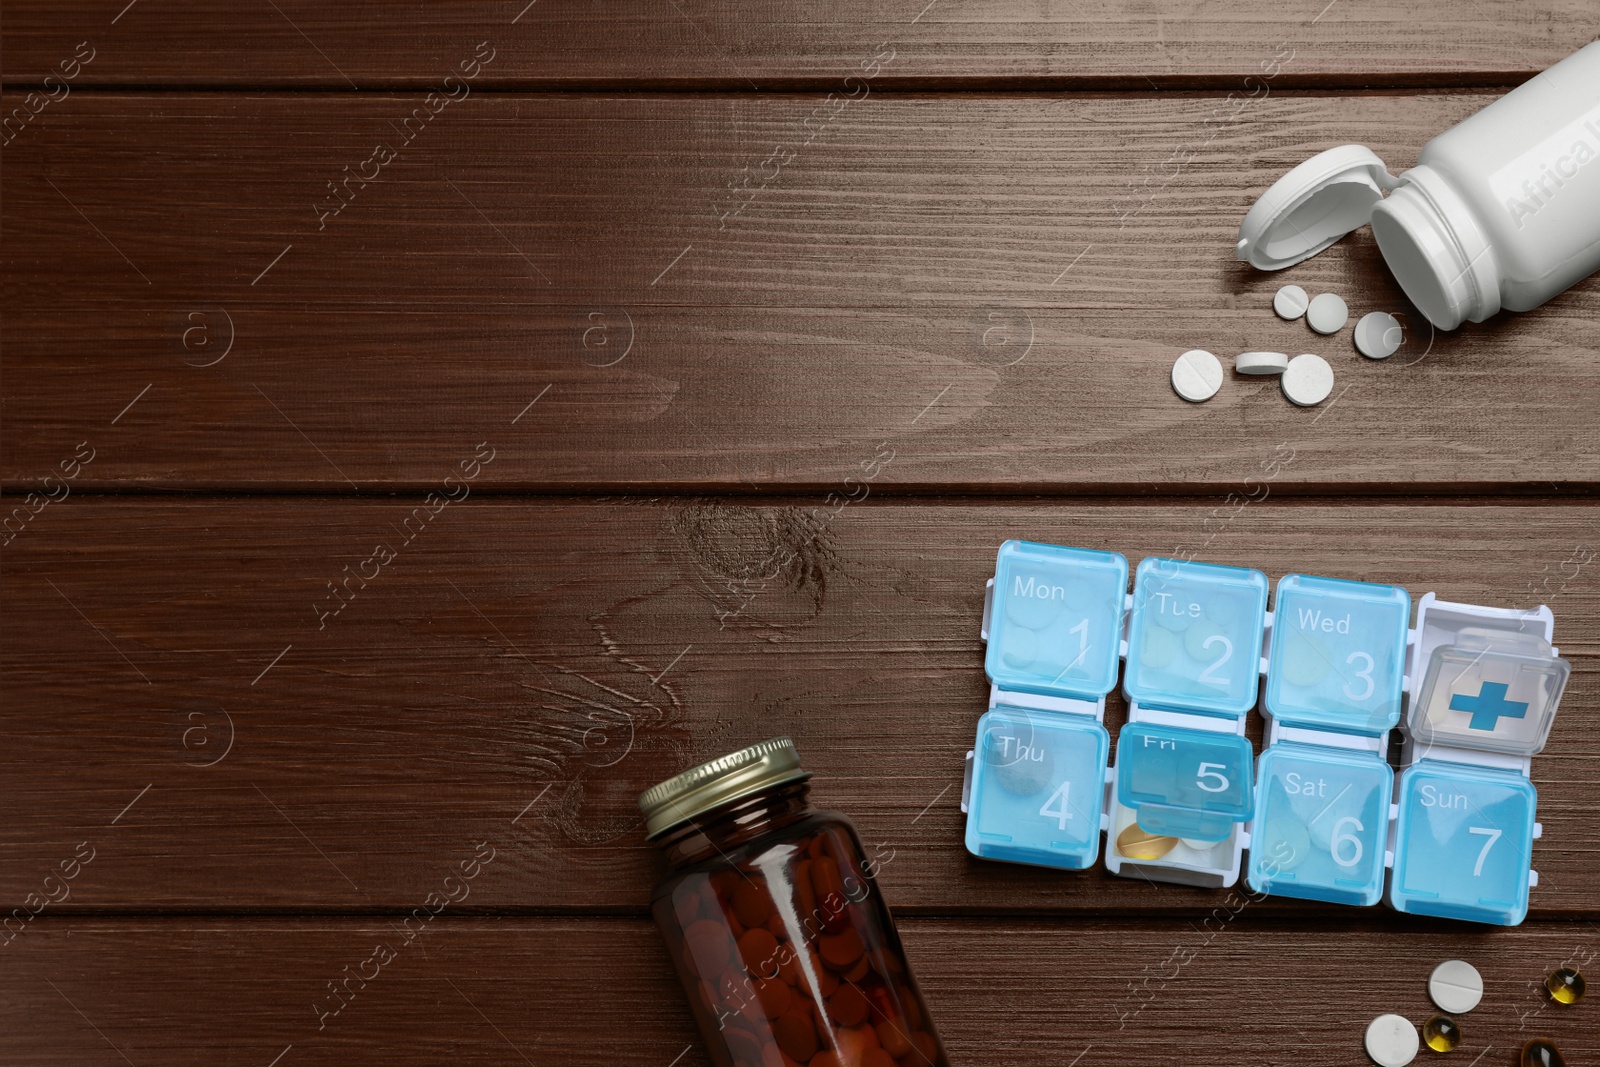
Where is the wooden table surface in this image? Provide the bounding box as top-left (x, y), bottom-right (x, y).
top-left (4, 4), bottom-right (1598, 1065)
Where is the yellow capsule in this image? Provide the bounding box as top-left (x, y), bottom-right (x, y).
top-left (1116, 823), bottom-right (1178, 860)
top-left (1423, 1015), bottom-right (1461, 1053)
top-left (1521, 1038), bottom-right (1566, 1067)
top-left (1546, 966), bottom-right (1585, 1004)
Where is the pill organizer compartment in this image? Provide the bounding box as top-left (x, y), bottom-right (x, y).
top-left (965, 705), bottom-right (1109, 869)
top-left (1106, 558), bottom-right (1269, 889)
top-left (1105, 711), bottom-right (1255, 889)
top-left (964, 541), bottom-right (1129, 871)
top-left (1387, 594), bottom-right (1568, 926)
top-left (1247, 575), bottom-right (1409, 906)
top-left (1123, 557), bottom-right (1269, 719)
top-left (1250, 740), bottom-right (1393, 906)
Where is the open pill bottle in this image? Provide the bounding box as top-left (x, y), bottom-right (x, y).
top-left (640, 738), bottom-right (949, 1067)
top-left (1237, 41), bottom-right (1600, 330)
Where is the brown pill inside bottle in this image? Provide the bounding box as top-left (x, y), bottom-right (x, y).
top-left (860, 1050), bottom-right (896, 1067)
top-left (812, 855), bottom-right (848, 906)
top-left (876, 1017), bottom-right (913, 1057)
top-left (842, 953), bottom-right (871, 983)
top-left (829, 983), bottom-right (871, 1027)
top-left (774, 1008), bottom-right (819, 1063)
top-left (739, 928), bottom-right (782, 976)
top-left (754, 976), bottom-right (792, 1018)
top-left (793, 859), bottom-right (818, 920)
top-left (684, 919), bottom-right (733, 976)
top-left (820, 928), bottom-right (865, 969)
top-left (734, 879), bottom-right (775, 927)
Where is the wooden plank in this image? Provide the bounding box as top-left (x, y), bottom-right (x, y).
top-left (3, 499), bottom-right (1596, 913)
top-left (3, 916), bottom-right (1597, 1066)
top-left (1, 2), bottom-right (1591, 89)
top-left (7, 91), bottom-right (1600, 491)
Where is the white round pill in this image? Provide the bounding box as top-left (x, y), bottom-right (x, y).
top-left (1273, 284), bottom-right (1309, 320)
top-left (1282, 353), bottom-right (1334, 406)
top-left (1236, 351), bottom-right (1290, 375)
top-left (1307, 293), bottom-right (1349, 335)
top-left (1171, 349), bottom-right (1223, 403)
top-left (1429, 959), bottom-right (1484, 1014)
top-left (1365, 1014), bottom-right (1419, 1067)
top-left (1354, 311), bottom-right (1404, 359)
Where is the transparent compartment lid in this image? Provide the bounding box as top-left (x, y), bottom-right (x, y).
top-left (1124, 557), bottom-right (1268, 718)
top-left (984, 540), bottom-right (1128, 701)
top-left (1265, 574), bottom-right (1411, 735)
top-left (1250, 743), bottom-right (1392, 905)
top-left (1411, 627), bottom-right (1569, 757)
top-left (1116, 722), bottom-right (1255, 842)
top-left (1390, 761), bottom-right (1536, 926)
top-left (965, 706), bottom-right (1110, 870)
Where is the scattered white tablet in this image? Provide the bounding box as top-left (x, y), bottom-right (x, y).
top-left (1429, 959), bottom-right (1484, 1014)
top-left (1355, 311), bottom-right (1404, 359)
top-left (1172, 349), bottom-right (1223, 402)
top-left (1274, 284), bottom-right (1310, 320)
top-left (1307, 293), bottom-right (1349, 335)
top-left (1365, 1014), bottom-right (1419, 1067)
top-left (1236, 351), bottom-right (1290, 375)
top-left (1282, 353), bottom-right (1334, 406)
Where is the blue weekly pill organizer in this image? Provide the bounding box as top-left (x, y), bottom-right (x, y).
top-left (961, 540), bottom-right (1571, 925)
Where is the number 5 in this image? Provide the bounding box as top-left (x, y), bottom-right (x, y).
top-left (1196, 763), bottom-right (1229, 793)
top-left (1468, 826), bottom-right (1502, 877)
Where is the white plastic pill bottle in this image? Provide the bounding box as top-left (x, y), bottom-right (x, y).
top-left (1237, 41), bottom-right (1600, 330)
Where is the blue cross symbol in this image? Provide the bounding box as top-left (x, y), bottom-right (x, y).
top-left (1449, 681), bottom-right (1529, 731)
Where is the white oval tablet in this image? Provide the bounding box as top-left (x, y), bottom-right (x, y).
top-left (1307, 293), bottom-right (1349, 335)
top-left (1236, 351), bottom-right (1290, 375)
top-left (1429, 959), bottom-right (1484, 1014)
top-left (1365, 1014), bottom-right (1419, 1067)
top-left (1274, 284), bottom-right (1310, 320)
top-left (1282, 353), bottom-right (1334, 406)
top-left (1355, 311), bottom-right (1404, 359)
top-left (1172, 349), bottom-right (1223, 403)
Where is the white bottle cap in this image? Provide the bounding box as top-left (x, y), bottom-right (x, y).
top-left (1236, 145), bottom-right (1399, 271)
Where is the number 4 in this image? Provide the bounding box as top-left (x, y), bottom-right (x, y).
top-left (1468, 826), bottom-right (1502, 877)
top-left (1039, 781), bottom-right (1074, 829)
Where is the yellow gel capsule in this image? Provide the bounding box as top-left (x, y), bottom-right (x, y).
top-left (1521, 1039), bottom-right (1566, 1067)
top-left (1546, 967), bottom-right (1585, 1004)
top-left (1116, 823), bottom-right (1178, 860)
top-left (1423, 1015), bottom-right (1461, 1052)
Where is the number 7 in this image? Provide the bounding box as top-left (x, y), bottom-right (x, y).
top-left (1468, 826), bottom-right (1502, 877)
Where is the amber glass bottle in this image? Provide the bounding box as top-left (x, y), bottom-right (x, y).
top-left (640, 738), bottom-right (950, 1067)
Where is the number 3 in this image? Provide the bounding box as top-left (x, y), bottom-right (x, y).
top-left (1342, 651), bottom-right (1375, 701)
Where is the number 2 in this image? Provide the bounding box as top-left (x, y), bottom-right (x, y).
top-left (1468, 826), bottom-right (1502, 877)
top-left (1197, 635), bottom-right (1232, 686)
top-left (1342, 651), bottom-right (1375, 701)
top-left (1039, 781), bottom-right (1074, 829)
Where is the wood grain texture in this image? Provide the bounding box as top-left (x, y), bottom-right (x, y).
top-left (1, 1), bottom-right (1592, 89)
top-left (3, 917), bottom-right (1597, 1066)
top-left (4, 500), bottom-right (1596, 913)
top-left (7, 91), bottom-right (1600, 491)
